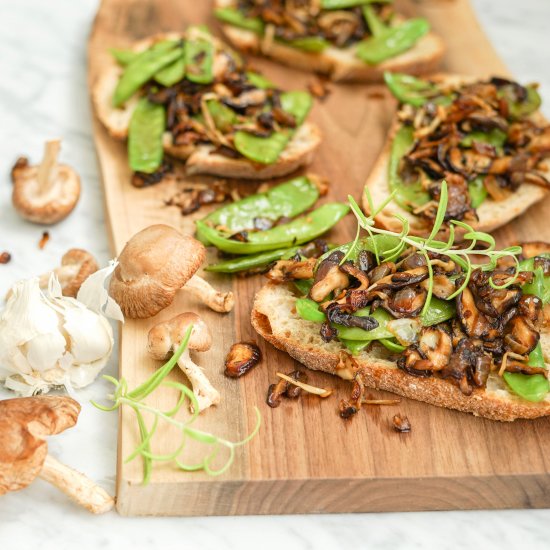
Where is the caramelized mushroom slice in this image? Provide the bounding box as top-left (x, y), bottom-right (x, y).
top-left (457, 287), bottom-right (492, 338)
top-left (392, 414), bottom-right (411, 433)
top-left (266, 258), bottom-right (316, 283)
top-left (224, 342), bottom-right (262, 378)
top-left (385, 286), bottom-right (427, 318)
top-left (421, 274), bottom-right (456, 299)
top-left (504, 316), bottom-right (539, 355)
top-left (310, 252), bottom-right (349, 303)
top-left (418, 326), bottom-right (452, 370)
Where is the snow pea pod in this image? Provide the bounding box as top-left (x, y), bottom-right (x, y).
top-left (356, 18), bottom-right (430, 65)
top-left (384, 72), bottom-right (440, 107)
top-left (198, 176), bottom-right (320, 242)
top-left (113, 45), bottom-right (182, 106)
top-left (196, 203), bottom-right (349, 255)
top-left (246, 71), bottom-right (275, 89)
top-left (323, 0), bottom-right (390, 8)
top-left (214, 7), bottom-right (264, 34)
top-left (110, 47), bottom-right (139, 66)
top-left (468, 176), bottom-right (488, 209)
top-left (460, 128), bottom-right (507, 149)
top-left (503, 262), bottom-right (550, 401)
top-left (128, 98), bottom-right (166, 173)
top-left (280, 36), bottom-right (330, 52)
top-left (155, 47), bottom-right (186, 87)
top-left (206, 99), bottom-right (238, 133)
top-left (185, 37), bottom-right (214, 84)
top-left (389, 125), bottom-right (430, 210)
top-left (206, 244), bottom-right (309, 274)
top-left (234, 91), bottom-right (313, 164)
top-left (500, 84), bottom-right (541, 119)
top-left (362, 5), bottom-right (387, 37)
top-left (296, 298), bottom-right (326, 323)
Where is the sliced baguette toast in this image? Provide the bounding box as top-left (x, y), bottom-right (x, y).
top-left (251, 282), bottom-right (550, 421)
top-left (215, 0), bottom-right (445, 82)
top-left (364, 74), bottom-right (549, 236)
top-left (91, 32), bottom-right (321, 179)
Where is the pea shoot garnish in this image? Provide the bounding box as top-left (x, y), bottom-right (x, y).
top-left (93, 326), bottom-right (261, 484)
top-left (346, 181), bottom-right (522, 316)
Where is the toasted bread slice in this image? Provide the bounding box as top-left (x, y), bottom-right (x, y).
top-left (251, 282), bottom-right (550, 421)
top-left (363, 75), bottom-right (549, 236)
top-left (215, 0), bottom-right (445, 82)
top-left (91, 32), bottom-right (321, 179)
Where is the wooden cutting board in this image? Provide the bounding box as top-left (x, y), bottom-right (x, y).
top-left (88, 0), bottom-right (550, 516)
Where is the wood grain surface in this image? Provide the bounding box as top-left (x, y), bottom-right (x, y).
top-left (88, 0), bottom-right (550, 516)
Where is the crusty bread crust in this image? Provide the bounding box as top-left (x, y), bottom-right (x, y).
top-left (91, 32), bottom-right (321, 179)
top-left (363, 74), bottom-right (549, 236)
top-left (251, 282), bottom-right (550, 421)
top-left (215, 0), bottom-right (445, 82)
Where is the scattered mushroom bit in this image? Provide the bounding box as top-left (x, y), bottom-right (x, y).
top-left (147, 312), bottom-right (220, 413)
top-left (266, 370), bottom-right (310, 408)
top-left (38, 231), bottom-right (50, 249)
top-left (109, 224), bottom-right (234, 318)
top-left (37, 248), bottom-right (99, 297)
top-left (166, 180), bottom-right (231, 216)
top-left (0, 396), bottom-right (113, 513)
top-left (11, 140), bottom-right (81, 225)
top-left (392, 414), bottom-right (412, 433)
top-left (0, 252), bottom-right (11, 265)
top-left (224, 342), bottom-right (262, 378)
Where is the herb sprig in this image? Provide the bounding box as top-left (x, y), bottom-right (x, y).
top-left (346, 181), bottom-right (522, 315)
top-left (92, 326), bottom-right (261, 484)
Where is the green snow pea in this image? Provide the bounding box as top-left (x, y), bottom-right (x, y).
top-left (503, 261), bottom-right (550, 401)
top-left (362, 5), bottom-right (387, 38)
top-left (468, 176), bottom-right (488, 209)
top-left (198, 176), bottom-right (320, 243)
top-left (500, 84), bottom-right (541, 119)
top-left (112, 42), bottom-right (181, 106)
top-left (109, 47), bottom-right (139, 66)
top-left (214, 7), bottom-right (264, 34)
top-left (280, 36), bottom-right (330, 52)
top-left (185, 37), bottom-right (214, 84)
top-left (356, 18), bottom-right (430, 65)
top-left (246, 71), bottom-right (275, 89)
top-left (234, 91), bottom-right (313, 164)
top-left (460, 128), bottom-right (507, 149)
top-left (296, 298), bottom-right (326, 323)
top-left (388, 125), bottom-right (430, 210)
top-left (206, 99), bottom-right (238, 133)
top-left (154, 47), bottom-right (186, 87)
top-left (196, 202), bottom-right (349, 255)
top-left (384, 72), bottom-right (440, 107)
top-left (343, 337), bottom-right (405, 355)
top-left (323, 0), bottom-right (391, 8)
top-left (128, 98), bottom-right (166, 173)
top-left (294, 278), bottom-right (314, 295)
top-left (206, 247), bottom-right (293, 274)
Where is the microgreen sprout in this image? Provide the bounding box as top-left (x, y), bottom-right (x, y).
top-left (347, 181), bottom-right (522, 314)
top-left (92, 326), bottom-right (261, 484)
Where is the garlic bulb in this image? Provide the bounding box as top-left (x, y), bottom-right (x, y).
top-left (0, 263), bottom-right (123, 396)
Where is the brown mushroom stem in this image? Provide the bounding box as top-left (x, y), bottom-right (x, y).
top-left (175, 348), bottom-right (221, 413)
top-left (38, 454), bottom-right (114, 514)
top-left (37, 140), bottom-right (61, 194)
top-left (185, 275), bottom-right (234, 313)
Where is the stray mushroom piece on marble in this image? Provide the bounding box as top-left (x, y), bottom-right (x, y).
top-left (37, 248), bottom-right (99, 297)
top-left (11, 140), bottom-right (81, 224)
top-left (147, 312), bottom-right (220, 413)
top-left (0, 396), bottom-right (114, 514)
top-left (109, 224), bottom-right (234, 318)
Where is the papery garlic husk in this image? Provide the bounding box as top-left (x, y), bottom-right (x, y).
top-left (0, 263), bottom-right (123, 396)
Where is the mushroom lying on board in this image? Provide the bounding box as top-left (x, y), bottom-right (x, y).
top-left (0, 396), bottom-right (113, 514)
top-left (11, 140), bottom-right (81, 224)
top-left (109, 225), bottom-right (234, 318)
top-left (147, 312), bottom-right (220, 413)
top-left (38, 248), bottom-right (99, 297)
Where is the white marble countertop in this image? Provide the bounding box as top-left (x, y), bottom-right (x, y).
top-left (1, 0), bottom-right (550, 548)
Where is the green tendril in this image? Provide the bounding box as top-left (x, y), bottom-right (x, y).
top-left (92, 324), bottom-right (261, 485)
top-left (355, 181), bottom-right (523, 303)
